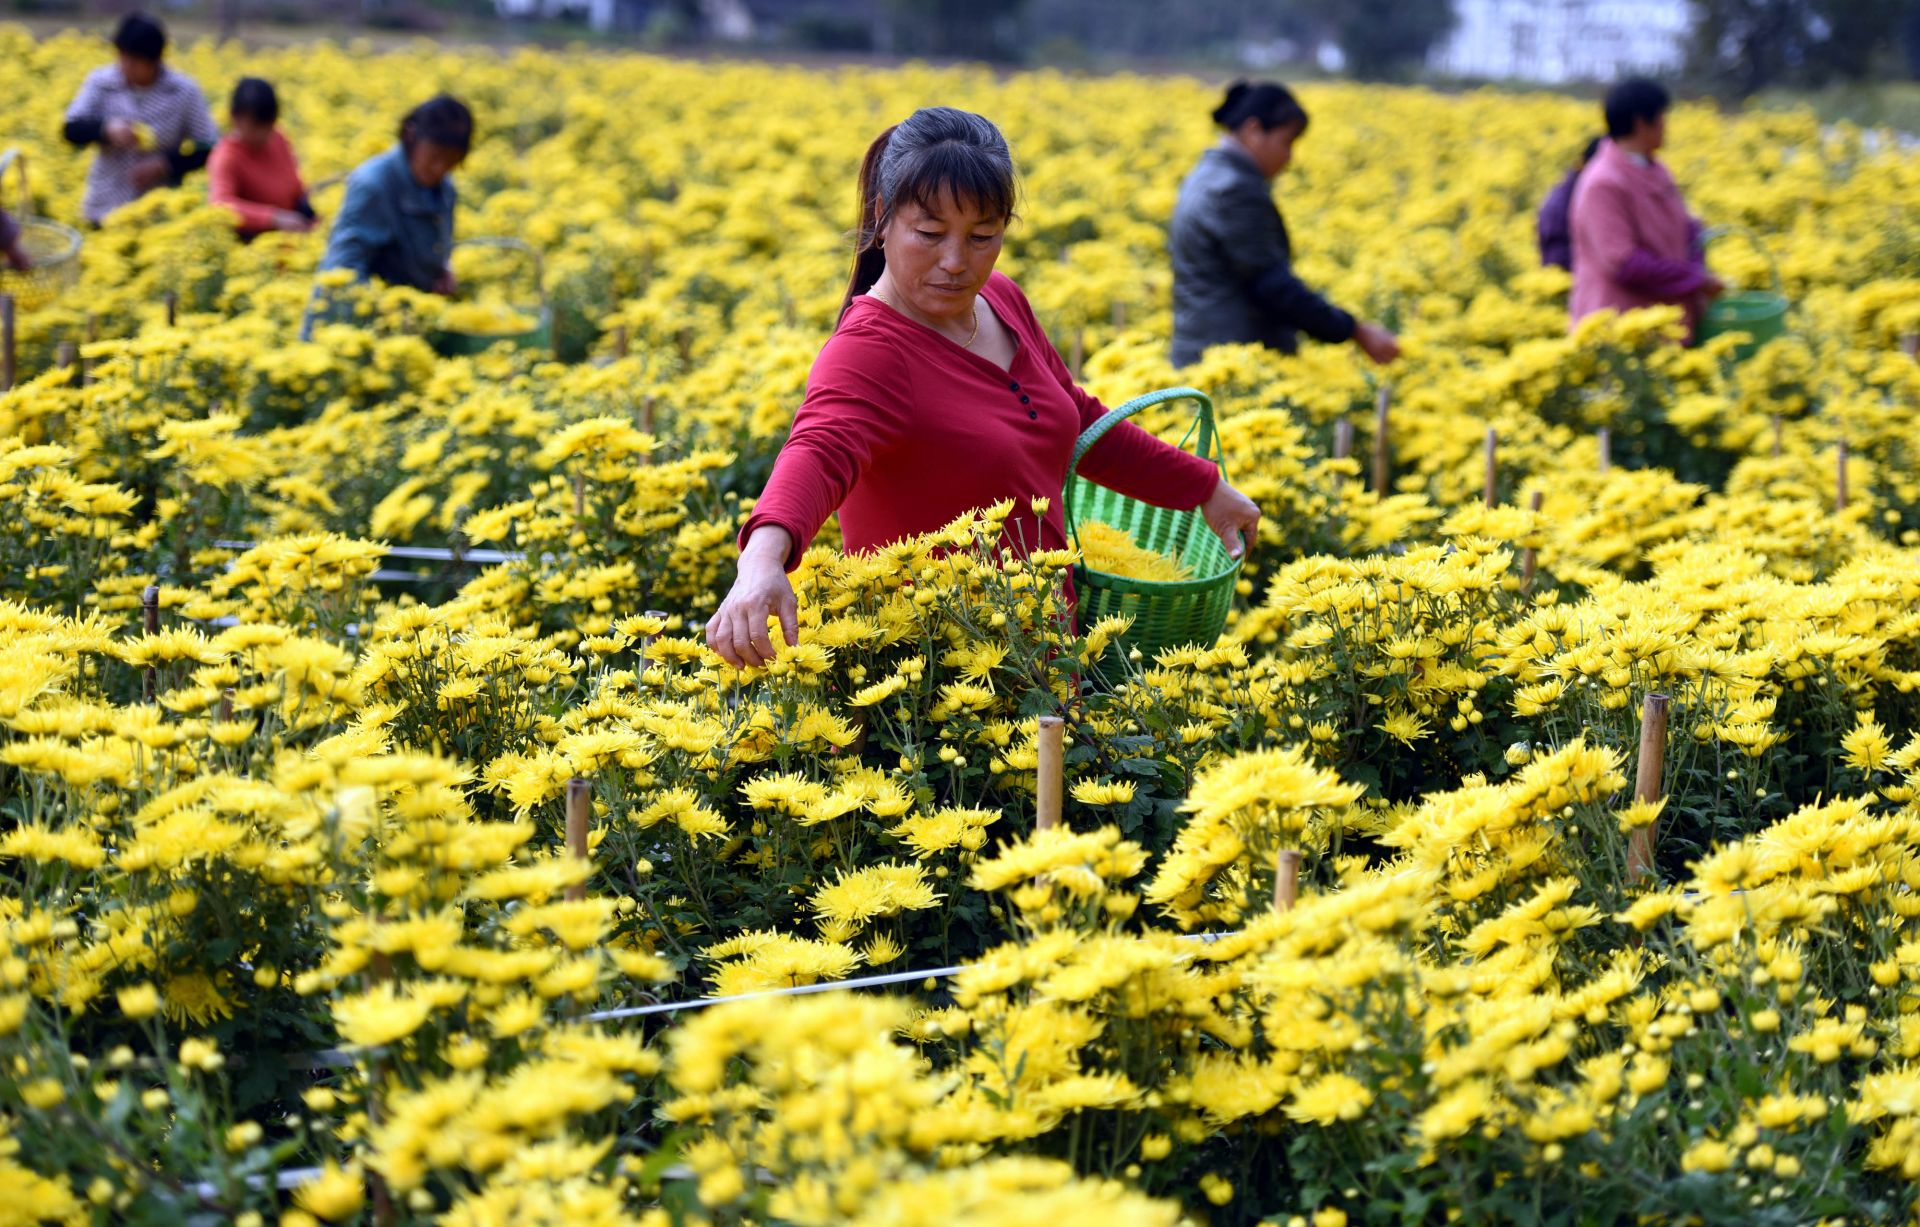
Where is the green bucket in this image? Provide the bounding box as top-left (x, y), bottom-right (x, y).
top-left (1696, 225), bottom-right (1789, 362)
top-left (428, 236), bottom-right (553, 358)
top-left (1065, 387), bottom-right (1240, 662)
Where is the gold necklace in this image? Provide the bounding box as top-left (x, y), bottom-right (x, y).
top-left (872, 285), bottom-right (979, 349)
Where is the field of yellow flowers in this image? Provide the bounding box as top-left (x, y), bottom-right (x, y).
top-left (6, 21), bottom-right (1920, 1227)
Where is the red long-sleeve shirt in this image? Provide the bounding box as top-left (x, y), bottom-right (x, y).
top-left (206, 129), bottom-right (307, 236)
top-left (742, 271), bottom-right (1221, 571)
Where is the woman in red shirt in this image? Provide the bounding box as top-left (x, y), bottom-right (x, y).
top-left (706, 106), bottom-right (1262, 669)
top-left (206, 78), bottom-right (316, 241)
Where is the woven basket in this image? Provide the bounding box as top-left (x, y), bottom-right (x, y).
top-left (0, 151), bottom-right (82, 312)
top-left (429, 236), bottom-right (552, 357)
top-left (1065, 386), bottom-right (1240, 662)
top-left (1697, 225), bottom-right (1789, 363)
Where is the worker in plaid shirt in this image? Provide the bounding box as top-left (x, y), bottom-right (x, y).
top-left (61, 12), bottom-right (219, 226)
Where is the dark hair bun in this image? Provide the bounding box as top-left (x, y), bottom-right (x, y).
top-left (1211, 81), bottom-right (1250, 127)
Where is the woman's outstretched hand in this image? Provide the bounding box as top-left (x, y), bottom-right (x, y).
top-left (706, 526), bottom-right (799, 670)
top-left (1353, 321), bottom-right (1401, 365)
top-left (1201, 477), bottom-right (1261, 562)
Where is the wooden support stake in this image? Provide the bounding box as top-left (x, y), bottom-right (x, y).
top-left (218, 687), bottom-right (234, 723)
top-left (1520, 489), bottom-right (1544, 591)
top-left (641, 609), bottom-right (668, 654)
top-left (141, 585), bottom-right (160, 702)
top-left (564, 776), bottom-right (591, 902)
top-left (1836, 440), bottom-right (1849, 512)
top-left (56, 341), bottom-right (75, 374)
top-left (1371, 384), bottom-right (1392, 495)
top-left (1111, 299), bottom-right (1126, 330)
top-left (1036, 716), bottom-right (1064, 831)
top-left (571, 470), bottom-right (586, 519)
top-left (1596, 427), bottom-right (1610, 475)
top-left (1901, 332), bottom-right (1919, 359)
top-left (612, 324), bottom-right (629, 359)
top-left (1273, 849), bottom-right (1302, 912)
top-left (1483, 427), bottom-right (1499, 509)
top-left (0, 293), bottom-right (14, 392)
top-left (1332, 419), bottom-right (1355, 462)
top-left (1626, 693), bottom-right (1669, 881)
top-left (1070, 328), bottom-right (1085, 381)
top-left (1770, 414), bottom-right (1783, 459)
top-left (163, 291), bottom-right (177, 328)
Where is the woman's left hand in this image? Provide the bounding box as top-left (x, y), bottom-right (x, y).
top-left (131, 155), bottom-right (169, 191)
top-left (1201, 477), bottom-right (1261, 562)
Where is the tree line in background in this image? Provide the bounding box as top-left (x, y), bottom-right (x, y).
top-left (1686, 0), bottom-right (1920, 96)
top-left (872, 0), bottom-right (1917, 90)
top-left (4, 0), bottom-right (1918, 93)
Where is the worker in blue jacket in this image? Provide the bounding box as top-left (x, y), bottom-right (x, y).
top-left (301, 95), bottom-right (470, 339)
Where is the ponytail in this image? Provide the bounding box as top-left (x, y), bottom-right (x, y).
top-left (1210, 82), bottom-right (1250, 127)
top-left (840, 125), bottom-right (898, 323)
top-left (1211, 80), bottom-right (1309, 135)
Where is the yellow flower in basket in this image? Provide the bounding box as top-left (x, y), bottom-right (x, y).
top-left (438, 299), bottom-right (538, 336)
top-left (1077, 520), bottom-right (1191, 583)
top-left (130, 122), bottom-right (156, 151)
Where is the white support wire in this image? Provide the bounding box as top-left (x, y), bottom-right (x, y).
top-left (270, 927), bottom-right (1245, 1069)
top-left (212, 541), bottom-right (524, 566)
top-left (581, 962), bottom-right (972, 1023)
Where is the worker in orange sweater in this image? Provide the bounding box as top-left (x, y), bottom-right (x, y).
top-left (206, 78), bottom-right (316, 241)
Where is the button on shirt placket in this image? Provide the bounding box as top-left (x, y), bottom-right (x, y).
top-left (1009, 378), bottom-right (1036, 420)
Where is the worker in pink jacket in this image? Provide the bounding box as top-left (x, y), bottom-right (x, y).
top-left (1569, 78), bottom-right (1723, 339)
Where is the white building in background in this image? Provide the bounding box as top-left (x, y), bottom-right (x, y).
top-left (1430, 0), bottom-right (1694, 84)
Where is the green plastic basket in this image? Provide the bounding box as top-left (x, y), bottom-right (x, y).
top-left (1065, 386), bottom-right (1240, 661)
top-left (1697, 225), bottom-right (1789, 363)
top-left (429, 236), bottom-right (552, 358)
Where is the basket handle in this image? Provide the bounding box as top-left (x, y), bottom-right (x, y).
top-left (1702, 224), bottom-right (1782, 294)
top-left (452, 236), bottom-right (546, 307)
top-left (1064, 386), bottom-right (1225, 555)
top-left (0, 149), bottom-right (26, 219)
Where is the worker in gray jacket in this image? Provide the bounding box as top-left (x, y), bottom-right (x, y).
top-left (1169, 81), bottom-right (1398, 369)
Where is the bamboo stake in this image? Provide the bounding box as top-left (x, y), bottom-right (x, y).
top-left (164, 291), bottom-right (177, 328)
top-left (571, 470), bottom-right (586, 519)
top-left (1070, 328), bottom-right (1085, 381)
top-left (1519, 490), bottom-right (1544, 591)
top-left (1483, 427), bottom-right (1499, 509)
top-left (612, 324), bottom-right (629, 359)
top-left (140, 585), bottom-right (160, 702)
top-left (1836, 440), bottom-right (1849, 512)
top-left (1901, 332), bottom-right (1919, 359)
top-left (1273, 849), bottom-right (1302, 912)
top-left (56, 341), bottom-right (75, 375)
top-left (1036, 716), bottom-right (1064, 831)
top-left (1596, 427), bottom-right (1610, 474)
top-left (1770, 414), bottom-right (1783, 458)
top-left (1111, 299), bottom-right (1126, 330)
top-left (1626, 693), bottom-right (1669, 881)
top-left (0, 293), bottom-right (14, 392)
top-left (1371, 384), bottom-right (1392, 495)
top-left (360, 905), bottom-right (396, 1227)
top-left (565, 776), bottom-right (591, 902)
top-left (1332, 419), bottom-right (1355, 462)
top-left (218, 687), bottom-right (234, 723)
